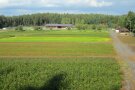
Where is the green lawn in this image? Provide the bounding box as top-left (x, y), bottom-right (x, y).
top-left (0, 57), bottom-right (122, 90)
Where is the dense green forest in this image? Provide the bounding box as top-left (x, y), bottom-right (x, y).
top-left (0, 11), bottom-right (135, 31)
top-left (0, 13), bottom-right (123, 28)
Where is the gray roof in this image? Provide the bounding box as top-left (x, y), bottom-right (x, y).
top-left (116, 27), bottom-right (129, 32)
top-left (45, 24), bottom-right (74, 27)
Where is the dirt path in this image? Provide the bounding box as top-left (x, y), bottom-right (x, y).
top-left (110, 30), bottom-right (135, 90)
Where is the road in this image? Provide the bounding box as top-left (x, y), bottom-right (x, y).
top-left (110, 30), bottom-right (135, 90)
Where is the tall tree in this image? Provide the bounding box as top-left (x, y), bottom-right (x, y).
top-left (124, 11), bottom-right (135, 32)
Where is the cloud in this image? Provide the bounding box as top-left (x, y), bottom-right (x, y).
top-left (67, 0), bottom-right (112, 7)
top-left (0, 0), bottom-right (134, 15)
top-left (0, 0), bottom-right (9, 7)
top-left (0, 0), bottom-right (31, 8)
top-left (0, 0), bottom-right (113, 8)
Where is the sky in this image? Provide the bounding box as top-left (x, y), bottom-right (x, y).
top-left (0, 0), bottom-right (135, 16)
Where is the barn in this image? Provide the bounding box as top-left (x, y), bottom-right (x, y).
top-left (115, 27), bottom-right (130, 36)
top-left (45, 24), bottom-right (74, 29)
top-left (115, 27), bottom-right (129, 33)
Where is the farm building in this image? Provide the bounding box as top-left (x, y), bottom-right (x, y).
top-left (115, 27), bottom-right (129, 33)
top-left (115, 27), bottom-right (130, 35)
top-left (45, 24), bottom-right (74, 29)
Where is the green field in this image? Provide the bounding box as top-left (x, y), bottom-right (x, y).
top-left (0, 30), bottom-right (114, 57)
top-left (0, 42), bottom-right (114, 57)
top-left (0, 58), bottom-right (121, 90)
top-left (0, 30), bottom-right (122, 90)
top-left (0, 37), bottom-right (110, 42)
top-left (0, 30), bottom-right (109, 38)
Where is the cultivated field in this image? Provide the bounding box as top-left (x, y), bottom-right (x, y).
top-left (0, 58), bottom-right (121, 90)
top-left (119, 35), bottom-right (135, 51)
top-left (0, 30), bottom-right (114, 57)
top-left (0, 30), bottom-right (122, 90)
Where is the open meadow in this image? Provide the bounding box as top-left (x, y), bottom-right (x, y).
top-left (0, 30), bottom-right (122, 90)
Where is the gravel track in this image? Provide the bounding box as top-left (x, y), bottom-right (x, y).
top-left (110, 30), bottom-right (135, 90)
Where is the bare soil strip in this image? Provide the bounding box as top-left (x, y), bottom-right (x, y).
top-left (110, 30), bottom-right (135, 90)
top-left (0, 56), bottom-right (116, 59)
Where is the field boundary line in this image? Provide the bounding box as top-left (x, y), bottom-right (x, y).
top-left (0, 56), bottom-right (116, 59)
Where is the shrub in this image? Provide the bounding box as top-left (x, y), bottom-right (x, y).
top-left (34, 26), bottom-right (43, 31)
top-left (15, 25), bottom-right (25, 31)
top-left (67, 27), bottom-right (71, 30)
top-left (9, 35), bottom-right (15, 37)
top-left (76, 24), bottom-right (88, 30)
top-left (76, 24), bottom-right (82, 30)
top-left (92, 25), bottom-right (96, 30)
top-left (97, 25), bottom-right (102, 31)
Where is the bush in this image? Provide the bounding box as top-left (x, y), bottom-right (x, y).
top-left (15, 25), bottom-right (25, 31)
top-left (76, 24), bottom-right (82, 30)
top-left (97, 25), bottom-right (102, 31)
top-left (92, 25), bottom-right (96, 30)
top-left (76, 24), bottom-right (88, 30)
top-left (67, 27), bottom-right (71, 30)
top-left (34, 26), bottom-right (43, 31)
top-left (9, 35), bottom-right (15, 37)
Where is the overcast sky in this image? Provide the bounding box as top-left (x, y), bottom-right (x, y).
top-left (0, 0), bottom-right (135, 16)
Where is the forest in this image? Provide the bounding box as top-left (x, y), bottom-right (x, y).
top-left (0, 13), bottom-right (122, 27)
top-left (0, 11), bottom-right (135, 32)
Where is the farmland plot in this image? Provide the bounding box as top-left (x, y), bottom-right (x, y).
top-left (119, 36), bottom-right (135, 51)
top-left (0, 58), bottom-right (121, 90)
top-left (0, 30), bottom-right (122, 90)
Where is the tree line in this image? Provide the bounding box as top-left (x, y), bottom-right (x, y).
top-left (0, 13), bottom-right (120, 28)
top-left (0, 12), bottom-right (135, 31)
top-left (124, 11), bottom-right (135, 33)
